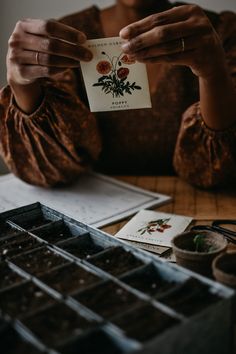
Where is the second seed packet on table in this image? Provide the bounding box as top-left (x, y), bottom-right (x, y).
top-left (80, 37), bottom-right (152, 112)
top-left (115, 209), bottom-right (193, 248)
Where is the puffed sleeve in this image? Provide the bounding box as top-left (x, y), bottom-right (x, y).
top-left (0, 70), bottom-right (102, 187)
top-left (173, 11), bottom-right (236, 188)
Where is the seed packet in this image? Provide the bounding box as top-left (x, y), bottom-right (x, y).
top-left (115, 209), bottom-right (193, 247)
top-left (80, 37), bottom-right (152, 112)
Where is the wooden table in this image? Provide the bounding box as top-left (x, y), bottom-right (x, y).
top-left (102, 176), bottom-right (236, 252)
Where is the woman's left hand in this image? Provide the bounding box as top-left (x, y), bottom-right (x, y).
top-left (120, 5), bottom-right (227, 79)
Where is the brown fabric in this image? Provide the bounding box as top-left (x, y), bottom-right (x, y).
top-left (0, 5), bottom-right (236, 188)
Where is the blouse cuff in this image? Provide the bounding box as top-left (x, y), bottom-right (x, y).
top-left (195, 102), bottom-right (236, 137)
top-left (9, 86), bottom-right (47, 120)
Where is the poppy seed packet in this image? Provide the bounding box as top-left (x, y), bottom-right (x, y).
top-left (80, 37), bottom-right (152, 112)
top-left (115, 210), bottom-right (193, 247)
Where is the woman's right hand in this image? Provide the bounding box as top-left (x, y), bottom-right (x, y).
top-left (7, 18), bottom-right (92, 86)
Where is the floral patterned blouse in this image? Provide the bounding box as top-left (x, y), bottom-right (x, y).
top-left (0, 4), bottom-right (236, 188)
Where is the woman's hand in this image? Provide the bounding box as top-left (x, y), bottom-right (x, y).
top-left (7, 18), bottom-right (92, 86)
top-left (119, 5), bottom-right (227, 79)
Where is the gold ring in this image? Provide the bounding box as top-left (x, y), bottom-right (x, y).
top-left (181, 38), bottom-right (185, 52)
top-left (35, 52), bottom-right (40, 65)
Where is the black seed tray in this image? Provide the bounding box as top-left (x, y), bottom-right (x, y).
top-left (0, 202), bottom-right (234, 354)
top-left (31, 220), bottom-right (88, 245)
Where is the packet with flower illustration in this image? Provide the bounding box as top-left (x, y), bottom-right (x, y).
top-left (115, 209), bottom-right (193, 247)
top-left (80, 37), bottom-right (152, 112)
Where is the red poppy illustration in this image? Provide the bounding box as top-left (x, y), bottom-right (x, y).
top-left (138, 218), bottom-right (172, 235)
top-left (117, 67), bottom-right (129, 79)
top-left (93, 51), bottom-right (142, 98)
top-left (96, 60), bottom-right (112, 75)
top-left (121, 54), bottom-right (136, 65)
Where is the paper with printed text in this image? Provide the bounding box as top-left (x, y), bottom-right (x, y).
top-left (0, 173), bottom-right (170, 228)
top-left (115, 209), bottom-right (193, 247)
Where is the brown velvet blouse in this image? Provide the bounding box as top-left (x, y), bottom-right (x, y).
top-left (0, 4), bottom-right (236, 188)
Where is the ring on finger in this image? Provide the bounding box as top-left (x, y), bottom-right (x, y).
top-left (35, 51), bottom-right (40, 65)
top-left (180, 38), bottom-right (185, 53)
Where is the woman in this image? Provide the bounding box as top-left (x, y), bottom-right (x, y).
top-left (1, 0), bottom-right (236, 187)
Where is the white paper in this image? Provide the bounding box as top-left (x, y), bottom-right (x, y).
top-left (80, 37), bottom-right (152, 112)
top-left (0, 173), bottom-right (170, 228)
top-left (115, 209), bottom-right (193, 247)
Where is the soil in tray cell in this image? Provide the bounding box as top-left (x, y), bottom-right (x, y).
top-left (6, 341), bottom-right (43, 354)
top-left (73, 281), bottom-right (143, 320)
top-left (60, 236), bottom-right (105, 260)
top-left (0, 282), bottom-right (54, 318)
top-left (0, 222), bottom-right (20, 238)
top-left (0, 233), bottom-right (41, 261)
top-left (39, 263), bottom-right (101, 295)
top-left (10, 210), bottom-right (53, 230)
top-left (112, 304), bottom-right (179, 342)
top-left (87, 246), bottom-right (144, 276)
top-left (21, 303), bottom-right (95, 347)
top-left (2, 327), bottom-right (44, 354)
top-left (59, 329), bottom-right (124, 354)
top-left (12, 247), bottom-right (69, 276)
top-left (32, 223), bottom-right (79, 244)
top-left (122, 265), bottom-right (176, 297)
top-left (159, 278), bottom-right (220, 316)
top-left (0, 262), bottom-right (23, 289)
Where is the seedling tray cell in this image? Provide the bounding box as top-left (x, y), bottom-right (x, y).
top-left (58, 328), bottom-right (135, 354)
top-left (7, 341), bottom-right (44, 354)
top-left (72, 281), bottom-right (144, 320)
top-left (11, 246), bottom-right (69, 276)
top-left (1, 325), bottom-right (44, 354)
top-left (8, 207), bottom-right (60, 230)
top-left (87, 246), bottom-right (144, 276)
top-left (0, 281), bottom-right (55, 319)
top-left (0, 222), bottom-right (21, 238)
top-left (112, 304), bottom-right (179, 342)
top-left (0, 233), bottom-right (41, 261)
top-left (158, 278), bottom-right (220, 316)
top-left (0, 202), bottom-right (234, 354)
top-left (21, 303), bottom-right (96, 347)
top-left (121, 264), bottom-right (178, 297)
top-left (0, 262), bottom-right (24, 290)
top-left (58, 233), bottom-right (109, 260)
top-left (38, 263), bottom-right (101, 295)
top-left (0, 318), bottom-right (13, 349)
top-left (31, 220), bottom-right (87, 244)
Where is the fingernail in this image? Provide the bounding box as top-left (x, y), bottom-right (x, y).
top-left (121, 42), bottom-right (130, 52)
top-left (119, 27), bottom-right (130, 39)
top-left (78, 32), bottom-right (87, 43)
top-left (85, 51), bottom-right (93, 61)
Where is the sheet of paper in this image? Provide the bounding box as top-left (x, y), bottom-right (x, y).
top-left (80, 37), bottom-right (152, 112)
top-left (0, 173), bottom-right (170, 228)
top-left (115, 209), bottom-right (193, 247)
